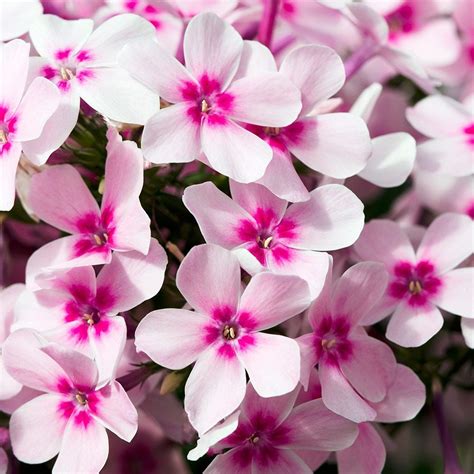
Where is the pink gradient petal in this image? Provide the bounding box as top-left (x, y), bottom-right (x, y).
top-left (183, 182), bottom-right (253, 248)
top-left (354, 219), bottom-right (416, 268)
top-left (284, 398), bottom-right (358, 450)
top-left (319, 361), bottom-right (377, 423)
top-left (252, 450), bottom-right (313, 474)
top-left (280, 44), bottom-right (345, 115)
top-left (239, 273), bottom-right (311, 331)
top-left (0, 357), bottom-right (22, 400)
top-left (0, 141), bottom-right (21, 211)
top-left (386, 302), bottom-right (444, 347)
top-left (185, 345), bottom-right (246, 435)
top-left (9, 393), bottom-right (67, 464)
top-left (287, 114), bottom-right (371, 179)
top-left (53, 416), bottom-right (108, 473)
top-left (307, 257), bottom-right (333, 330)
top-left (330, 262), bottom-right (389, 326)
top-left (237, 333), bottom-right (300, 397)
top-left (142, 103), bottom-right (201, 164)
top-left (29, 164), bottom-right (100, 234)
top-left (416, 213), bottom-right (473, 274)
top-left (176, 244), bottom-right (241, 316)
top-left (201, 119), bottom-right (272, 183)
top-left (336, 423), bottom-right (385, 474)
top-left (205, 447), bottom-right (255, 474)
top-left (135, 309), bottom-right (209, 370)
top-left (283, 185), bottom-right (364, 251)
top-left (183, 12), bottom-right (242, 90)
top-left (226, 73), bottom-right (301, 127)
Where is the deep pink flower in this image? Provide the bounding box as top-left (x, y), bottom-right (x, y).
top-left (26, 127), bottom-right (150, 282)
top-left (2, 329), bottom-right (137, 473)
top-left (119, 12), bottom-right (302, 183)
top-left (183, 180), bottom-right (364, 297)
top-left (135, 244), bottom-right (311, 434)
top-left (354, 214), bottom-right (473, 346)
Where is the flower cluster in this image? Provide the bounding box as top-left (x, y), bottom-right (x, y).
top-left (1, 1), bottom-right (472, 473)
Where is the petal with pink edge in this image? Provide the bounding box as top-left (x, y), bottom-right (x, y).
top-left (177, 244), bottom-right (241, 316)
top-left (239, 273), bottom-right (311, 331)
top-left (386, 302), bottom-right (444, 347)
top-left (183, 182), bottom-right (253, 248)
top-left (0, 142), bottom-right (21, 211)
top-left (183, 13), bottom-right (242, 90)
top-left (135, 309), bottom-right (209, 370)
top-left (185, 345), bottom-right (246, 435)
top-left (286, 114), bottom-right (371, 179)
top-left (53, 415), bottom-right (108, 474)
top-left (29, 164), bottom-right (100, 234)
top-left (280, 44), bottom-right (345, 115)
top-left (416, 213), bottom-right (473, 274)
top-left (330, 262), bottom-right (388, 326)
top-left (282, 184), bottom-right (364, 251)
top-left (201, 119), bottom-right (272, 183)
top-left (319, 361), bottom-right (376, 423)
top-left (94, 381), bottom-right (137, 441)
top-left (9, 393), bottom-right (68, 464)
top-left (284, 398), bottom-right (358, 450)
top-left (336, 423), bottom-right (386, 474)
top-left (354, 219), bottom-right (416, 268)
top-left (237, 333), bottom-right (300, 398)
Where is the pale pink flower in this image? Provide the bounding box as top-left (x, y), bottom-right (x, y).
top-left (0, 39), bottom-right (59, 211)
top-left (297, 260), bottom-right (398, 423)
top-left (406, 95), bottom-right (474, 177)
top-left (173, 0), bottom-right (238, 19)
top-left (354, 214), bottom-right (474, 347)
top-left (0, 0), bottom-right (43, 40)
top-left (135, 244), bottom-right (311, 434)
top-left (2, 329), bottom-right (137, 473)
top-left (119, 12), bottom-right (302, 183)
top-left (183, 180), bottom-right (364, 298)
top-left (24, 13), bottom-right (159, 164)
top-left (42, 0), bottom-right (104, 19)
top-left (26, 128), bottom-right (150, 282)
top-left (14, 238), bottom-right (166, 379)
top-left (204, 382), bottom-right (358, 474)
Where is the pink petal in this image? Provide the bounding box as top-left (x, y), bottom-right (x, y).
top-left (283, 184), bottom-right (364, 251)
top-left (205, 447), bottom-right (256, 474)
top-left (29, 164), bottom-right (100, 234)
top-left (183, 181), bottom-right (253, 248)
top-left (79, 66), bottom-right (159, 124)
top-left (94, 381), bottom-right (137, 441)
top-left (307, 257), bottom-right (333, 330)
top-left (201, 119), bottom-right (272, 183)
top-left (226, 73), bottom-right (301, 127)
top-left (9, 393), bottom-right (68, 464)
top-left (461, 318), bottom-right (474, 348)
top-left (0, 39), bottom-right (29, 112)
top-left (142, 103), bottom-right (201, 164)
top-left (176, 244), bottom-right (241, 316)
top-left (12, 77), bottom-right (59, 143)
top-left (237, 333), bottom-right (300, 397)
top-left (119, 38), bottom-right (196, 103)
top-left (330, 262), bottom-right (389, 326)
top-left (135, 309), bottom-right (209, 370)
top-left (183, 12), bottom-right (242, 90)
top-left (287, 114), bottom-right (371, 179)
top-left (374, 364), bottom-right (425, 423)
top-left (386, 302), bottom-right (444, 347)
top-left (233, 40), bottom-right (277, 80)
top-left (284, 398), bottom-right (358, 450)
top-left (53, 416), bottom-right (108, 473)
top-left (319, 361), bottom-right (376, 423)
top-left (359, 133), bottom-right (416, 187)
top-left (432, 268), bottom-right (474, 318)
top-left (280, 44), bottom-right (345, 115)
top-left (185, 345), bottom-right (246, 434)
top-left (336, 423), bottom-right (386, 474)
top-left (1, 1), bottom-right (42, 41)
top-left (339, 335), bottom-right (396, 403)
top-left (239, 273), bottom-right (311, 330)
top-left (29, 15), bottom-right (93, 60)
top-left (416, 213), bottom-right (473, 274)
top-left (354, 219), bottom-right (416, 268)
top-left (0, 357), bottom-right (22, 400)
top-left (252, 449), bottom-right (313, 474)
top-left (0, 142), bottom-right (21, 211)
top-left (96, 238), bottom-right (167, 313)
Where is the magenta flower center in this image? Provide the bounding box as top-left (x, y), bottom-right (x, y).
top-left (463, 122), bottom-right (474, 147)
top-left (385, 2), bottom-right (416, 39)
top-left (0, 106), bottom-right (17, 154)
top-left (124, 1), bottom-right (163, 30)
top-left (389, 260), bottom-right (442, 307)
top-left (314, 316), bottom-right (352, 364)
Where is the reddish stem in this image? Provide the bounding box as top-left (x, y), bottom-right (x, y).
top-left (258, 0), bottom-right (280, 48)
